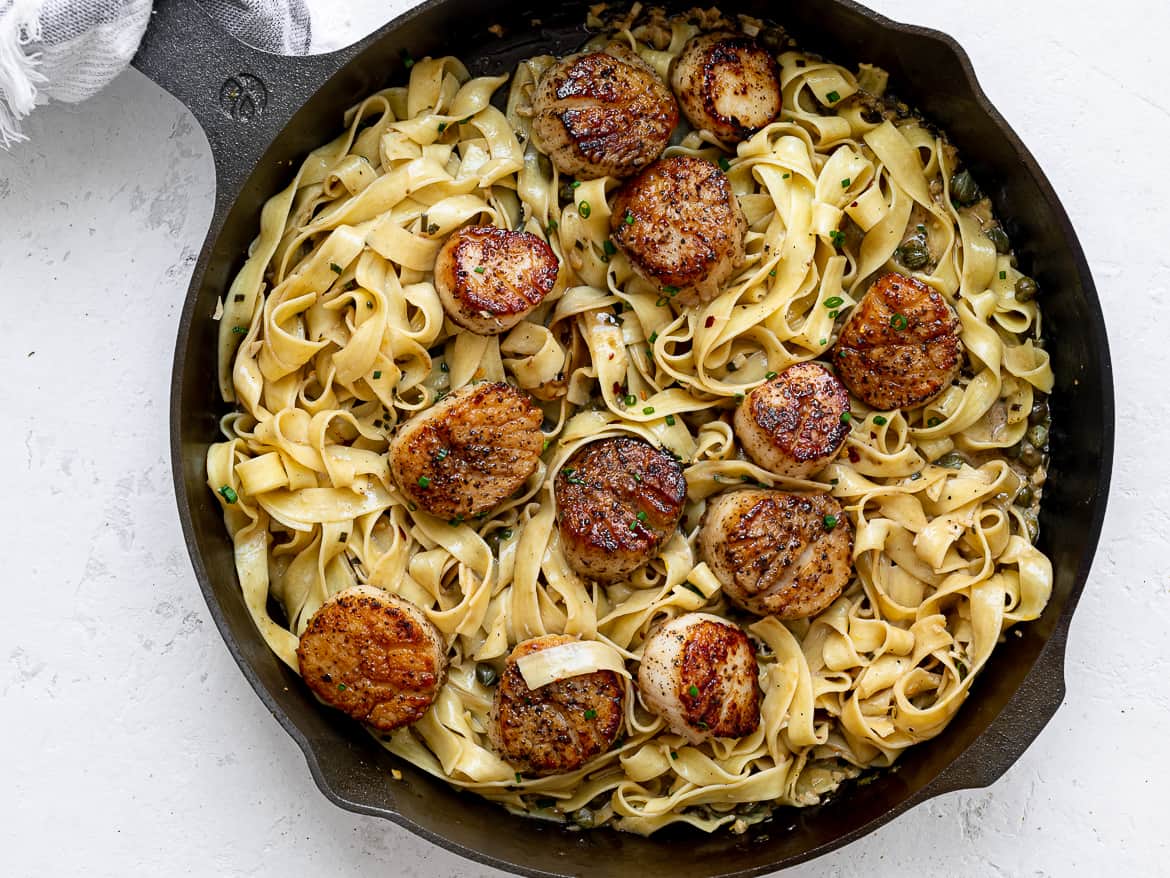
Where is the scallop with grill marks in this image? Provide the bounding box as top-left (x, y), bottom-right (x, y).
top-left (390, 382), bottom-right (544, 520)
top-left (297, 586), bottom-right (447, 732)
top-left (638, 612), bottom-right (761, 744)
top-left (699, 489), bottom-right (853, 619)
top-left (531, 43), bottom-right (679, 180)
top-left (833, 272), bottom-right (963, 410)
top-left (735, 362), bottom-right (851, 479)
top-left (555, 436), bottom-right (687, 582)
top-left (670, 32), bottom-right (782, 144)
top-left (610, 155), bottom-right (747, 306)
top-left (490, 634), bottom-right (626, 776)
top-left (433, 226), bottom-right (558, 336)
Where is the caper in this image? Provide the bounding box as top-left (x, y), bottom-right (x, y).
top-left (1027, 423), bottom-right (1049, 448)
top-left (936, 451), bottom-right (965, 469)
top-left (896, 236), bottom-right (931, 270)
top-left (1015, 276), bottom-right (1039, 302)
top-left (984, 225), bottom-right (1010, 254)
top-left (950, 169), bottom-right (981, 206)
top-left (1015, 485), bottom-right (1035, 507)
top-left (1028, 398), bottom-right (1048, 425)
top-left (475, 662), bottom-right (499, 687)
top-left (572, 808), bottom-right (595, 828)
top-left (1024, 513), bottom-right (1040, 543)
top-left (1019, 441), bottom-right (1043, 468)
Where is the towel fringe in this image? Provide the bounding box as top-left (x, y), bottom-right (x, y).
top-left (0, 0), bottom-right (48, 148)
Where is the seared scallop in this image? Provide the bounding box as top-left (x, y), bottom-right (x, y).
top-left (735, 362), bottom-right (851, 479)
top-left (296, 585), bottom-right (447, 732)
top-left (433, 226), bottom-right (559, 336)
top-left (700, 489), bottom-right (853, 619)
top-left (490, 634), bottom-right (625, 775)
top-left (610, 155), bottom-right (747, 306)
top-left (834, 272), bottom-right (963, 410)
top-left (555, 436), bottom-right (687, 582)
top-left (670, 32), bottom-right (782, 145)
top-left (531, 43), bottom-right (679, 180)
top-left (390, 382), bottom-right (544, 520)
top-left (638, 612), bottom-right (760, 744)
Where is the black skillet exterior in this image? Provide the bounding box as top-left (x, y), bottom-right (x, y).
top-left (139, 1), bottom-right (1114, 875)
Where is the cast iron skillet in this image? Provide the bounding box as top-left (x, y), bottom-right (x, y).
top-left (136, 0), bottom-right (1113, 874)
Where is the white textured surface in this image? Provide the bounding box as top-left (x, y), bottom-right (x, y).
top-left (2, 1), bottom-right (1167, 875)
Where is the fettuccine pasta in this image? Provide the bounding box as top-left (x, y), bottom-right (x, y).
top-left (206, 5), bottom-right (1054, 836)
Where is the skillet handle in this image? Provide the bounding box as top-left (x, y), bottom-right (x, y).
top-left (131, 0), bottom-right (363, 213)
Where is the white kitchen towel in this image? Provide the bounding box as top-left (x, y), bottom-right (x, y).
top-left (0, 0), bottom-right (311, 148)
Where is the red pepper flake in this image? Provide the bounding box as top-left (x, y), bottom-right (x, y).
top-left (848, 447), bottom-right (861, 463)
top-left (704, 316), bottom-right (715, 328)
top-left (612, 381), bottom-right (623, 396)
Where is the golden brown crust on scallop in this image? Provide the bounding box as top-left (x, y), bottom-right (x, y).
top-left (390, 382), bottom-right (544, 520)
top-left (637, 613), bottom-right (760, 743)
top-left (735, 362), bottom-right (851, 479)
top-left (296, 586), bottom-right (447, 732)
top-left (490, 635), bottom-right (625, 776)
top-left (610, 155), bottom-right (747, 306)
top-left (699, 489), bottom-right (854, 619)
top-left (434, 226), bottom-right (558, 335)
top-left (532, 44), bottom-right (679, 180)
top-left (833, 272), bottom-right (963, 410)
top-left (555, 436), bottom-right (687, 582)
top-left (670, 32), bottom-right (782, 144)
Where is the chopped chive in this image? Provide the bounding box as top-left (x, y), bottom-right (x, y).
top-left (643, 406), bottom-right (655, 415)
top-left (665, 415), bottom-right (676, 426)
top-left (218, 485), bottom-right (238, 504)
top-left (571, 180), bottom-right (581, 189)
top-left (826, 90), bottom-right (841, 103)
top-left (718, 156), bottom-right (731, 172)
top-left (629, 519), bottom-right (639, 530)
top-left (765, 370), bottom-right (778, 379)
top-left (682, 582), bottom-right (703, 596)
top-left (840, 411), bottom-right (853, 424)
top-left (373, 370), bottom-right (382, 379)
top-left (841, 178), bottom-right (851, 188)
top-left (649, 331), bottom-right (658, 343)
top-left (824, 296), bottom-right (844, 308)
top-left (547, 218), bottom-right (558, 232)
top-left (435, 447), bottom-right (449, 461)
top-left (655, 296), bottom-right (669, 307)
top-left (231, 326), bottom-right (247, 335)
top-left (769, 269), bottom-right (777, 277)
top-left (603, 239), bottom-right (617, 256)
top-left (624, 394), bottom-right (637, 406)
top-left (401, 50), bottom-right (415, 69)
top-left (437, 121), bottom-right (447, 132)
top-left (633, 472), bottom-right (643, 482)
top-left (473, 266), bottom-right (485, 274)
top-left (542, 438), bottom-right (551, 452)
top-left (636, 511), bottom-right (648, 522)
top-left (671, 751), bottom-right (679, 760)
top-left (782, 172), bottom-right (791, 179)
top-left (584, 708), bottom-right (598, 720)
top-left (819, 338), bottom-right (827, 346)
top-left (927, 416), bottom-right (942, 427)
top-left (823, 514), bottom-right (839, 530)
top-left (829, 310), bottom-right (839, 318)
top-left (578, 201), bottom-right (591, 218)
top-left (663, 285), bottom-right (680, 294)
top-left (830, 229), bottom-right (846, 247)
top-left (688, 685), bottom-right (699, 697)
top-left (873, 415), bottom-right (888, 425)
top-left (460, 115), bottom-right (473, 124)
top-left (515, 772), bottom-right (522, 783)
top-left (337, 682), bottom-right (347, 691)
top-left (999, 270), bottom-right (1007, 280)
top-left (501, 528), bottom-right (513, 540)
top-left (890, 312), bottom-right (908, 331)
top-left (624, 211), bottom-right (635, 225)
top-left (697, 720), bottom-right (709, 730)
top-left (329, 262), bottom-right (343, 274)
top-left (417, 475), bottom-right (431, 488)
